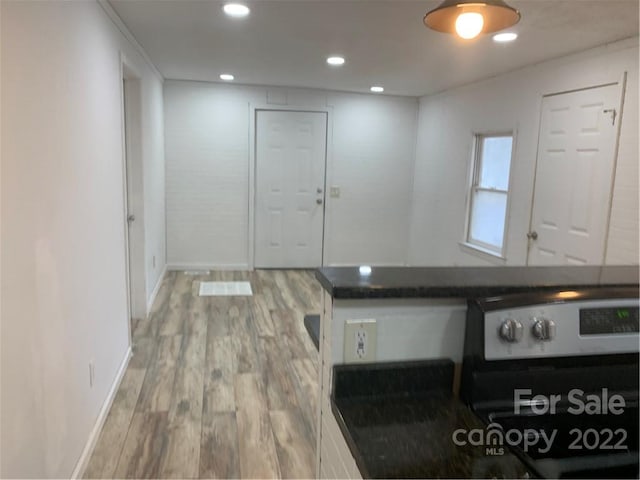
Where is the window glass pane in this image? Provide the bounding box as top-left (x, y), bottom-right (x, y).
top-left (479, 136), bottom-right (513, 190)
top-left (469, 190), bottom-right (508, 250)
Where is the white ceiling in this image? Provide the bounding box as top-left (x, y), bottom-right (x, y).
top-left (109, 0), bottom-right (639, 97)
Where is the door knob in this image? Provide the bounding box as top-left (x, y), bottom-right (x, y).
top-left (127, 214), bottom-right (135, 223)
top-left (317, 188), bottom-right (323, 194)
top-left (316, 199), bottom-right (323, 205)
top-left (527, 231), bottom-right (538, 240)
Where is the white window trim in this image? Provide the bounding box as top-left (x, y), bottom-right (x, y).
top-left (462, 131), bottom-right (516, 261)
top-left (459, 240), bottom-right (507, 262)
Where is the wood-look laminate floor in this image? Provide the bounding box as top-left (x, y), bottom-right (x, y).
top-left (84, 270), bottom-right (322, 479)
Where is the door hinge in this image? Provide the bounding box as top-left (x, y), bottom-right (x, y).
top-left (604, 108), bottom-right (617, 126)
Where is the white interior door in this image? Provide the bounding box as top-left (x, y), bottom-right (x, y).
top-left (122, 76), bottom-right (146, 321)
top-left (527, 83), bottom-right (622, 265)
top-left (255, 110), bottom-right (327, 268)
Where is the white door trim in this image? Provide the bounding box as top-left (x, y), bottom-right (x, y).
top-left (119, 52), bottom-right (147, 339)
top-left (601, 72), bottom-right (628, 263)
top-left (119, 53), bottom-right (133, 349)
top-left (248, 104), bottom-right (334, 269)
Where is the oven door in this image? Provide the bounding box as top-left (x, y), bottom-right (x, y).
top-left (484, 405), bottom-right (639, 479)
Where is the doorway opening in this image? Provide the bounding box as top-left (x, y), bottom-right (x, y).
top-left (121, 60), bottom-right (147, 335)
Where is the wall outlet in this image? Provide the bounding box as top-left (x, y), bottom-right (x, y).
top-left (344, 319), bottom-right (377, 363)
top-left (89, 361), bottom-right (95, 388)
top-left (152, 255), bottom-right (156, 268)
top-left (330, 186), bottom-right (341, 198)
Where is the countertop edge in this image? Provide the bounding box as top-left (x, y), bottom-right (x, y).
top-left (315, 266), bottom-right (640, 300)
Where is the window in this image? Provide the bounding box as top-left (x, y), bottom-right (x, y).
top-left (465, 133), bottom-right (514, 256)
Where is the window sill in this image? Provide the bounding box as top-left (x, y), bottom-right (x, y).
top-left (459, 242), bottom-right (507, 265)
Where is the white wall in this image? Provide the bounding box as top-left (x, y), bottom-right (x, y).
top-left (408, 38), bottom-right (639, 266)
top-left (327, 92), bottom-right (418, 265)
top-left (331, 298), bottom-right (467, 364)
top-left (0, 1), bottom-right (165, 477)
top-left (164, 81), bottom-right (418, 269)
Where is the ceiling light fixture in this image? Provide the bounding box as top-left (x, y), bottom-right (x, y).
top-left (370, 86), bottom-right (384, 93)
top-left (327, 56), bottom-right (346, 66)
top-left (493, 32), bottom-right (518, 42)
top-left (219, 74), bottom-right (235, 81)
top-left (424, 0), bottom-right (520, 40)
top-left (223, 3), bottom-right (250, 18)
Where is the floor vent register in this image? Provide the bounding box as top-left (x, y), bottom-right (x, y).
top-left (198, 281), bottom-right (253, 296)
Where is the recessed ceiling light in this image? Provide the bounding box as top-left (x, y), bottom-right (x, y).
top-left (220, 74), bottom-right (235, 81)
top-left (223, 3), bottom-right (250, 18)
top-left (359, 266), bottom-right (372, 276)
top-left (370, 86), bottom-right (384, 93)
top-left (326, 56), bottom-right (345, 66)
top-left (493, 32), bottom-right (518, 43)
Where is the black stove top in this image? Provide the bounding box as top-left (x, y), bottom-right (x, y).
top-left (479, 406), bottom-right (639, 478)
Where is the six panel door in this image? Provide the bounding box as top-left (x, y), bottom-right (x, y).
top-left (528, 83), bottom-right (622, 265)
top-left (255, 110), bottom-right (327, 268)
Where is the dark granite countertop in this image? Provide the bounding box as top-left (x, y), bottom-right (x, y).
top-left (330, 361), bottom-right (532, 479)
top-left (316, 265), bottom-right (639, 299)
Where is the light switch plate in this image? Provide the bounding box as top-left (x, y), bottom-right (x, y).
top-left (330, 186), bottom-right (340, 198)
top-left (344, 319), bottom-right (377, 363)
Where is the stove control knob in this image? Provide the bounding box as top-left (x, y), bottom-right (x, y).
top-left (532, 317), bottom-right (556, 341)
top-left (499, 318), bottom-right (523, 343)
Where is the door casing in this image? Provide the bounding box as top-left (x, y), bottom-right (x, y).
top-left (120, 53), bottom-right (147, 335)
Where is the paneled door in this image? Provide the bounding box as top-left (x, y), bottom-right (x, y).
top-left (255, 110), bottom-right (327, 268)
top-left (527, 83), bottom-right (623, 265)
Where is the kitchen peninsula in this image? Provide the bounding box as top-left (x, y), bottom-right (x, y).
top-left (314, 266), bottom-right (639, 479)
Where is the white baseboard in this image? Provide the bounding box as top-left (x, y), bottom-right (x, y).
top-left (71, 346), bottom-right (132, 479)
top-left (167, 263), bottom-right (250, 271)
top-left (146, 264), bottom-right (168, 315)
